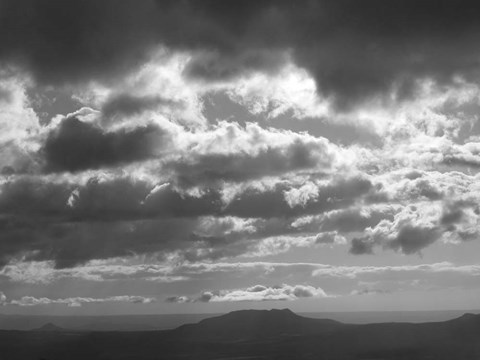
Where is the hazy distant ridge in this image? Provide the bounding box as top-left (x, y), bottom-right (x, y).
top-left (1, 309), bottom-right (479, 359)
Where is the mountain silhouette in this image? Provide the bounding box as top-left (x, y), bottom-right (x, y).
top-left (0, 310), bottom-right (479, 360)
top-left (172, 308), bottom-right (344, 340)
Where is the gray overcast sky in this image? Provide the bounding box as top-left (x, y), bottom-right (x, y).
top-left (1, 0), bottom-right (480, 315)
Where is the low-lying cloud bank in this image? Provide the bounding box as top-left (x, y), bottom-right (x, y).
top-left (166, 284), bottom-right (328, 303)
top-left (2, 260), bottom-right (480, 286)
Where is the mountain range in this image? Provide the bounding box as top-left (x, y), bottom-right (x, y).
top-left (0, 309), bottom-right (479, 359)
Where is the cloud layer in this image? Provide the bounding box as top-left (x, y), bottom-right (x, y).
top-left (1, 0), bottom-right (480, 312)
top-left (3, 0), bottom-right (480, 108)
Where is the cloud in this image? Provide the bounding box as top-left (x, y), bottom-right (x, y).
top-left (166, 283), bottom-right (328, 303)
top-left (349, 224), bottom-right (442, 256)
top-left (3, 259), bottom-right (480, 300)
top-left (43, 117), bottom-right (166, 172)
top-left (389, 225), bottom-right (441, 255)
top-left (165, 295), bottom-right (189, 304)
top-left (0, 166), bottom-right (477, 267)
top-left (166, 139), bottom-right (331, 186)
top-left (346, 195), bottom-right (480, 255)
top-left (0, 87), bottom-right (11, 103)
top-left (2, 0), bottom-right (480, 108)
top-left (160, 121), bottom-right (345, 187)
top-left (315, 232), bottom-right (346, 245)
top-left (349, 237), bottom-right (375, 255)
top-left (442, 142), bottom-right (480, 169)
top-left (350, 288), bottom-right (392, 296)
top-left (0, 292), bottom-right (6, 306)
top-left (318, 206), bottom-right (396, 233)
top-left (0, 0), bottom-right (160, 86)
top-left (101, 93), bottom-right (179, 118)
top-left (0, 72), bottom-right (41, 174)
top-left (9, 295), bottom-right (155, 307)
top-left (184, 49), bottom-right (288, 83)
top-left (225, 175), bottom-right (373, 219)
top-left (311, 261), bottom-right (480, 279)
top-left (2, 6), bottom-right (480, 272)
top-left (0, 260), bottom-right (186, 284)
top-left (0, 170), bottom-right (378, 268)
top-left (2, 0), bottom-right (480, 313)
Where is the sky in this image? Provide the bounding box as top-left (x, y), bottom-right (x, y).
top-left (1, 0), bottom-right (480, 315)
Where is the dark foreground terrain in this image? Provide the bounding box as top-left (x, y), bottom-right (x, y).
top-left (0, 309), bottom-right (479, 360)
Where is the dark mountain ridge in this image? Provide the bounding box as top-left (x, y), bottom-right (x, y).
top-left (172, 308), bottom-right (344, 340)
top-left (0, 309), bottom-right (479, 359)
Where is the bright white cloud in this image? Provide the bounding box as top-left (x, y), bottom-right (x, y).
top-left (167, 283), bottom-right (328, 303)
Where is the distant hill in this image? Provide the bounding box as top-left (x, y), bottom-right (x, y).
top-left (0, 313), bottom-right (217, 331)
top-left (1, 310), bottom-right (478, 331)
top-left (172, 308), bottom-right (344, 340)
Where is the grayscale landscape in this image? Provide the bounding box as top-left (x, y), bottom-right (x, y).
top-left (1, 0), bottom-right (480, 359)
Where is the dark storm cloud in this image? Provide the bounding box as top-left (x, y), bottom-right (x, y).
top-left (166, 140), bottom-right (328, 187)
top-left (0, 175), bottom-right (373, 222)
top-left (184, 49), bottom-right (287, 82)
top-left (0, 177), bottom-right (228, 267)
top-left (0, 177), bottom-right (221, 222)
top-left (0, 212), bottom-right (269, 268)
top-left (224, 176), bottom-right (372, 219)
top-left (349, 237), bottom-right (374, 255)
top-left (0, 0), bottom-right (159, 86)
top-left (43, 117), bottom-right (165, 172)
top-left (0, 217), bottom-right (203, 268)
top-left (0, 174), bottom-right (374, 267)
top-left (2, 0), bottom-right (480, 107)
top-left (0, 177), bottom-right (72, 217)
top-left (388, 225), bottom-right (441, 255)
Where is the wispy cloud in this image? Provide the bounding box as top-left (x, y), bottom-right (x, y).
top-left (8, 295), bottom-right (155, 308)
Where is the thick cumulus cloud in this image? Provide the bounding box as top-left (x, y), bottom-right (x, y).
top-left (9, 154), bottom-right (480, 266)
top-left (2, 0), bottom-right (480, 277)
top-left (161, 121), bottom-right (345, 187)
top-left (348, 195), bottom-right (480, 255)
top-left (2, 0), bottom-right (480, 107)
top-left (166, 283), bottom-right (328, 303)
top-left (0, 172), bottom-right (376, 267)
top-left (1, 154), bottom-right (479, 267)
top-left (43, 117), bottom-right (166, 172)
top-left (166, 139), bottom-right (330, 186)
